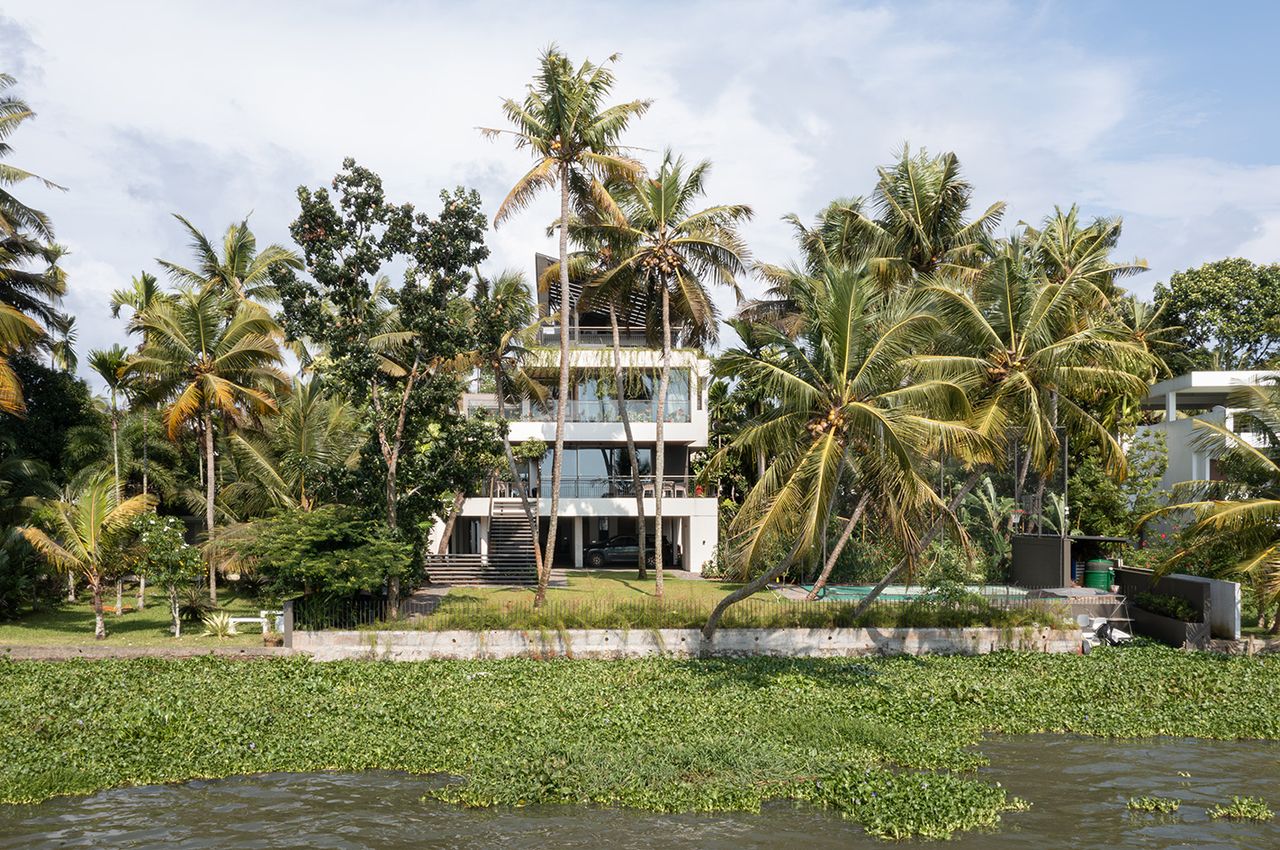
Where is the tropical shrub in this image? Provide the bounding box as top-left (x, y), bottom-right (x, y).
top-left (200, 611), bottom-right (235, 639)
top-left (124, 512), bottom-right (202, 636)
top-left (237, 506), bottom-right (414, 600)
top-left (177, 587), bottom-right (215, 624)
top-left (1132, 592), bottom-right (1197, 623)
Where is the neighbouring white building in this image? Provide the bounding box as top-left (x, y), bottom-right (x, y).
top-left (431, 256), bottom-right (719, 575)
top-left (1140, 370), bottom-right (1279, 491)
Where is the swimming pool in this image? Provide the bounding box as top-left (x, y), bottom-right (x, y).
top-left (802, 584), bottom-right (1029, 602)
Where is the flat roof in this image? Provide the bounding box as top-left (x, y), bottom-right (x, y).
top-left (1143, 370), bottom-right (1279, 408)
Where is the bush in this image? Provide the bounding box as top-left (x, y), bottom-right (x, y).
top-left (237, 506), bottom-right (414, 600)
top-left (1133, 592), bottom-right (1197, 623)
top-left (178, 587), bottom-right (216, 623)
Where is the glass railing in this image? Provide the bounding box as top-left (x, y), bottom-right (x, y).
top-left (481, 476), bottom-right (715, 499)
top-left (466, 396), bottom-right (692, 423)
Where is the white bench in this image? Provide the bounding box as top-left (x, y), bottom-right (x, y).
top-left (227, 610), bottom-right (285, 635)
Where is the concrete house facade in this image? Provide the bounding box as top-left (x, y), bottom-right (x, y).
top-left (1140, 370), bottom-right (1279, 491)
top-left (432, 256), bottom-right (719, 574)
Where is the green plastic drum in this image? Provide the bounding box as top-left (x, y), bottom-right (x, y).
top-left (1083, 559), bottom-right (1113, 590)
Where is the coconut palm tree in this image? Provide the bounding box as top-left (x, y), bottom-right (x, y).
top-left (464, 269), bottom-right (546, 572)
top-left (582, 152), bottom-right (752, 596)
top-left (129, 288), bottom-right (288, 602)
top-left (20, 470), bottom-right (154, 639)
top-left (87, 344), bottom-right (131, 500)
top-left (223, 378), bottom-right (361, 515)
top-left (483, 45), bottom-right (650, 603)
top-left (1022, 205), bottom-right (1147, 301)
top-left (702, 264), bottom-right (986, 635)
top-left (1144, 381), bottom-right (1280, 632)
top-left (110, 271), bottom-right (170, 495)
top-left (158, 215), bottom-right (300, 305)
top-left (0, 73), bottom-right (64, 241)
top-left (0, 234), bottom-right (66, 412)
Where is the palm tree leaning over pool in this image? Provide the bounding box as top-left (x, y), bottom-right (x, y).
top-left (20, 470), bottom-right (154, 639)
top-left (483, 45), bottom-right (650, 603)
top-left (130, 288), bottom-right (288, 603)
top-left (582, 152), bottom-right (752, 597)
top-left (1143, 381), bottom-right (1280, 633)
top-left (853, 234), bottom-right (1158, 619)
top-left (702, 264), bottom-right (987, 636)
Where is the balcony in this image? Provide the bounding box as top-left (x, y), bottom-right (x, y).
top-left (538, 324), bottom-right (653, 348)
top-left (487, 474), bottom-right (714, 500)
top-left (465, 395), bottom-right (692, 424)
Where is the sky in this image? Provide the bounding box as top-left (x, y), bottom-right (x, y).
top-left (5, 0), bottom-right (1280, 391)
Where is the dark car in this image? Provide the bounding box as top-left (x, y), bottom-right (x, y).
top-left (583, 535), bottom-right (678, 569)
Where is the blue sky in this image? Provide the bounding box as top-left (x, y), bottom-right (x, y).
top-left (3, 0), bottom-right (1279, 389)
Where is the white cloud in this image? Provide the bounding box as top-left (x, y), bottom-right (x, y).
top-left (2, 0), bottom-right (1277, 392)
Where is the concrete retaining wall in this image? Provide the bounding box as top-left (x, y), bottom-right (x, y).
top-left (294, 626), bottom-right (1082, 661)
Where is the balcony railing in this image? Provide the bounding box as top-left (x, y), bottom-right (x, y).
top-left (539, 325), bottom-right (652, 347)
top-left (465, 396), bottom-right (692, 424)
top-left (487, 475), bottom-right (714, 500)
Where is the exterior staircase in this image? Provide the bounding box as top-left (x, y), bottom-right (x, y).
top-left (424, 498), bottom-right (538, 586)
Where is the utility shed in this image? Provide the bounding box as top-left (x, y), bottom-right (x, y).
top-left (1010, 534), bottom-right (1128, 589)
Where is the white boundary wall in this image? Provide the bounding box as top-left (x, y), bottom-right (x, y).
top-left (295, 626), bottom-right (1081, 661)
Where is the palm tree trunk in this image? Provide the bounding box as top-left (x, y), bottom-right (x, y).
top-left (539, 168), bottom-right (572, 606)
top-left (92, 582), bottom-right (105, 640)
top-left (805, 492), bottom-right (872, 600)
top-left (653, 286), bottom-right (671, 598)
top-left (67, 572), bottom-right (76, 603)
top-left (142, 409), bottom-right (149, 496)
top-left (436, 492), bottom-right (466, 555)
top-left (610, 305), bottom-right (647, 579)
top-left (137, 575), bottom-right (145, 610)
top-left (702, 534), bottom-right (808, 638)
top-left (110, 408), bottom-right (121, 501)
top-left (115, 579), bottom-right (123, 616)
top-left (1270, 599), bottom-right (1280, 636)
top-left (496, 368), bottom-right (544, 578)
top-left (845, 470), bottom-right (985, 621)
top-left (203, 410), bottom-right (218, 604)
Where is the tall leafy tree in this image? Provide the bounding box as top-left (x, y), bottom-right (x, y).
top-left (702, 264), bottom-right (983, 634)
top-left (1154, 257), bottom-right (1280, 369)
top-left (130, 288), bottom-right (288, 602)
top-left (584, 151), bottom-right (752, 596)
top-left (158, 215), bottom-right (300, 305)
top-left (276, 160), bottom-right (490, 611)
top-left (483, 45), bottom-right (650, 603)
top-left (20, 470), bottom-right (154, 639)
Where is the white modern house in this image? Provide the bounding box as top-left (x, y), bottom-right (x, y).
top-left (429, 256), bottom-right (719, 578)
top-left (1140, 370), bottom-right (1278, 491)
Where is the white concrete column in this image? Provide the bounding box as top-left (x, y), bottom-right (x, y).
top-left (572, 516), bottom-right (583, 568)
top-left (1165, 390), bottom-right (1177, 422)
top-left (687, 514), bottom-right (717, 574)
top-left (479, 518), bottom-right (489, 557)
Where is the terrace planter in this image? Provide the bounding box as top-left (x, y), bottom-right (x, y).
top-left (1130, 606), bottom-right (1210, 650)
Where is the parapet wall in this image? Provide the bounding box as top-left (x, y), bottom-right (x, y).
top-left (294, 626), bottom-right (1081, 661)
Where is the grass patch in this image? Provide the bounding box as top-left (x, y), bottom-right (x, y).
top-left (0, 589), bottom-right (264, 648)
top-left (1, 646), bottom-right (1277, 839)
top-left (1127, 795), bottom-right (1180, 813)
top-left (327, 571), bottom-right (1068, 632)
top-left (1208, 795), bottom-right (1274, 821)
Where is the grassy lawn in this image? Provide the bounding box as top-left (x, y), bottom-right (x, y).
top-left (1, 647), bottom-right (1277, 839)
top-left (0, 589), bottom-right (266, 648)
top-left (444, 569), bottom-right (749, 606)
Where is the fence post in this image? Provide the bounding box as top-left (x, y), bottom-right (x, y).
top-left (283, 597), bottom-right (295, 649)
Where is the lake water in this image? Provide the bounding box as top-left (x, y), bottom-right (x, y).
top-left (1, 736), bottom-right (1277, 849)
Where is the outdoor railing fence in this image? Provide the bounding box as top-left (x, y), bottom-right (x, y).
top-left (289, 591), bottom-right (1071, 634)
